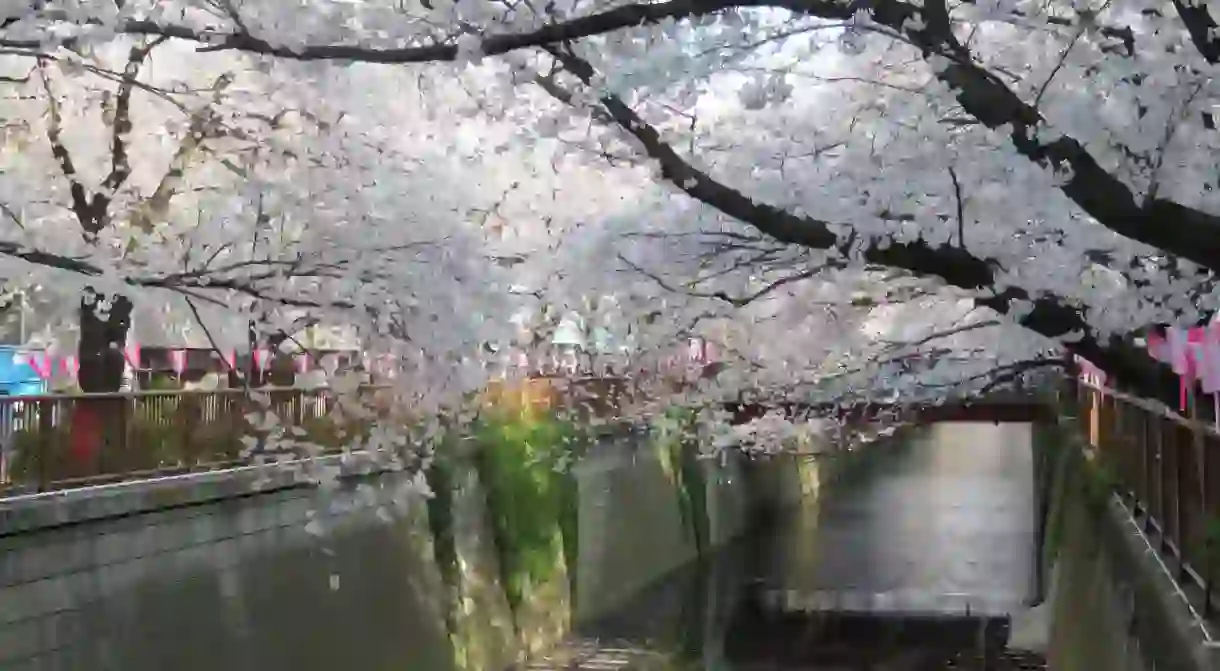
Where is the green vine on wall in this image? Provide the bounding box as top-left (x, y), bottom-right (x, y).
top-left (470, 410), bottom-right (583, 624)
top-left (656, 407), bottom-right (710, 557)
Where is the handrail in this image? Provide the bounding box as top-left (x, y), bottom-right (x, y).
top-left (1077, 378), bottom-right (1220, 439)
top-left (1071, 374), bottom-right (1220, 618)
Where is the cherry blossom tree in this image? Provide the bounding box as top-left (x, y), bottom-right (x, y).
top-left (0, 0), bottom-right (1214, 406)
top-left (0, 38), bottom-right (527, 411)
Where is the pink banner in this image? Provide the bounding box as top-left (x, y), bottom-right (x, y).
top-left (60, 356), bottom-right (78, 379)
top-left (169, 350), bottom-right (187, 376)
top-left (123, 343), bottom-right (141, 369)
top-left (253, 348), bottom-right (271, 371)
top-left (29, 353), bottom-right (53, 380)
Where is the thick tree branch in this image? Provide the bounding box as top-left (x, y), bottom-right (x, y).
top-left (103, 37), bottom-right (167, 200)
top-left (37, 38), bottom-right (163, 236)
top-left (1173, 0), bottom-right (1220, 64)
top-left (544, 42), bottom-right (1180, 404)
top-left (44, 0), bottom-right (1220, 275)
top-left (37, 60), bottom-right (94, 235)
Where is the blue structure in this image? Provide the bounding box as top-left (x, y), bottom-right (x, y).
top-left (0, 346), bottom-right (47, 397)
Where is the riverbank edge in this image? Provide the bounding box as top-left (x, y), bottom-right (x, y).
top-left (1034, 413), bottom-right (1220, 671)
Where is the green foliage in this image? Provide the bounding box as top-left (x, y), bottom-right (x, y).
top-left (7, 409), bottom-right (242, 484)
top-left (425, 447), bottom-right (461, 636)
top-left (145, 374), bottom-right (182, 391)
top-left (1033, 421), bottom-right (1073, 566)
top-left (1080, 454), bottom-right (1118, 514)
top-left (654, 408), bottom-right (708, 556)
top-left (469, 410), bottom-right (586, 620)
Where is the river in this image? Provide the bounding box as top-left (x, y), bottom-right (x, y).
top-left (552, 422), bottom-right (1045, 670)
top-left (0, 421), bottom-right (1046, 670)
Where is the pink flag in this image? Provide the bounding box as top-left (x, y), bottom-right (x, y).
top-left (253, 348), bottom-right (271, 371)
top-left (123, 343), bottom-right (141, 369)
top-left (1201, 328), bottom-right (1220, 393)
top-left (29, 353), bottom-right (53, 380)
top-left (1168, 328), bottom-right (1189, 375)
top-left (1148, 331), bottom-right (1168, 363)
top-left (169, 350), bottom-right (187, 376)
top-left (60, 356), bottom-right (78, 379)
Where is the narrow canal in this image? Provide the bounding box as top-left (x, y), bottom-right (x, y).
top-left (0, 421), bottom-right (1047, 670)
top-left (552, 422), bottom-right (1045, 670)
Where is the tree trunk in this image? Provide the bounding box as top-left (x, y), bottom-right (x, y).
top-left (71, 289), bottom-right (133, 479)
top-left (77, 288), bottom-right (133, 393)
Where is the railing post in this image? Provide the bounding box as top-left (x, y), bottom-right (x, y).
top-left (231, 392), bottom-right (245, 460)
top-left (1159, 417), bottom-right (1170, 547)
top-left (1140, 409), bottom-right (1152, 521)
top-left (1197, 407), bottom-right (1211, 612)
top-left (1177, 424), bottom-right (1190, 580)
top-left (1205, 428), bottom-right (1215, 617)
top-left (36, 398), bottom-right (52, 492)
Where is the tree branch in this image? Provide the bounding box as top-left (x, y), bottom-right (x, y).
top-left (617, 251), bottom-right (834, 307)
top-left (37, 60), bottom-right (95, 235)
top-left (38, 38), bottom-right (164, 237)
top-left (102, 36), bottom-right (167, 199)
top-left (542, 42), bottom-right (1179, 404)
top-left (1173, 0), bottom-right (1220, 64)
top-left (67, 0), bottom-right (1220, 275)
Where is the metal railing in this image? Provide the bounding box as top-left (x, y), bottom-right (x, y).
top-left (1069, 377), bottom-right (1220, 614)
top-left (0, 377), bottom-right (638, 496)
top-left (0, 386), bottom-right (398, 495)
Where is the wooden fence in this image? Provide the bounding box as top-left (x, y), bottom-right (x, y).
top-left (1070, 377), bottom-right (1220, 613)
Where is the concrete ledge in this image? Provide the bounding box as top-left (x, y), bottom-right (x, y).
top-left (1046, 428), bottom-right (1220, 671)
top-left (1103, 495), bottom-right (1220, 671)
top-left (0, 420), bottom-right (647, 537)
top-left (0, 451), bottom-right (398, 537)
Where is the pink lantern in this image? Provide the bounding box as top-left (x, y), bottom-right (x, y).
top-left (123, 343), bottom-right (141, 369)
top-left (253, 348), bottom-right (271, 371)
top-left (29, 353), bottom-right (53, 380)
top-left (60, 356), bottom-right (78, 379)
top-left (169, 350), bottom-right (187, 376)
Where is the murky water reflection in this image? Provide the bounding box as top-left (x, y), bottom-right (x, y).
top-left (563, 422), bottom-right (1042, 670)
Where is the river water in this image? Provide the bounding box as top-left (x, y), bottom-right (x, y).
top-left (0, 422), bottom-right (1045, 670)
top-left (548, 422), bottom-right (1044, 670)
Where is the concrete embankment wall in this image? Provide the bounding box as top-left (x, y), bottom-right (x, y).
top-left (1036, 420), bottom-right (1220, 671)
top-left (0, 418), bottom-right (866, 671)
